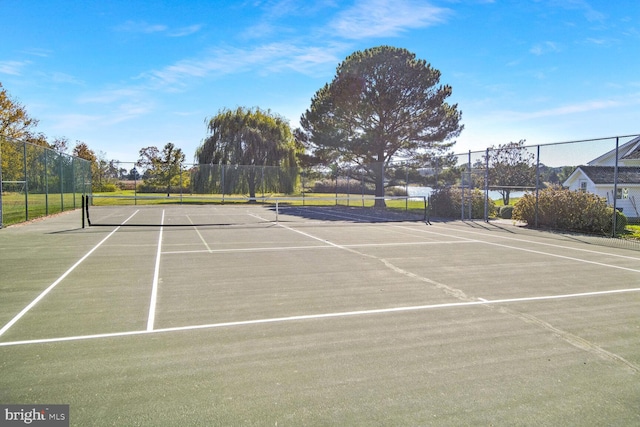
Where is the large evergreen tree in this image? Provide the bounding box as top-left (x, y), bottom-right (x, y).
top-left (299, 46), bottom-right (463, 206)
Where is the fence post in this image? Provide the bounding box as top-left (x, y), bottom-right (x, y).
top-left (45, 149), bottom-right (49, 216)
top-left (484, 148), bottom-right (489, 222)
top-left (535, 145), bottom-right (540, 228)
top-left (221, 164), bottom-right (225, 203)
top-left (0, 139), bottom-right (3, 228)
top-left (60, 150), bottom-right (64, 212)
top-left (612, 137), bottom-right (620, 237)
top-left (405, 166), bottom-right (409, 211)
top-left (23, 141), bottom-right (28, 221)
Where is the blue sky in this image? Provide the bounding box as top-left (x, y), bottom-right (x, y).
top-left (1, 0), bottom-right (638, 164)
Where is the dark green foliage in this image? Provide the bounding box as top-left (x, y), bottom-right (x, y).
top-left (613, 209), bottom-right (628, 234)
top-left (499, 205), bottom-right (514, 219)
top-left (194, 107), bottom-right (300, 197)
top-left (299, 46), bottom-right (462, 205)
top-left (429, 187), bottom-right (495, 219)
top-left (513, 187), bottom-right (627, 234)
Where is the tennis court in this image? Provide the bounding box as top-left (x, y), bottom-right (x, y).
top-left (1, 203), bottom-right (639, 426)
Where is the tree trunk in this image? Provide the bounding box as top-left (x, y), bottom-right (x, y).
top-left (248, 168), bottom-right (257, 202)
top-left (503, 189), bottom-right (511, 206)
top-left (374, 161), bottom-right (386, 208)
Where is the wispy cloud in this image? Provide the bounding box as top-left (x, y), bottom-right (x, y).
top-left (114, 21), bottom-right (202, 37)
top-left (329, 0), bottom-right (451, 39)
top-left (22, 48), bottom-right (52, 58)
top-left (548, 0), bottom-right (605, 22)
top-left (499, 99), bottom-right (622, 122)
top-left (50, 72), bottom-right (84, 85)
top-left (142, 42), bottom-right (344, 88)
top-left (77, 88), bottom-right (145, 104)
top-left (115, 20), bottom-right (168, 34)
top-left (168, 24), bottom-right (204, 37)
top-left (0, 60), bottom-right (30, 76)
top-left (530, 41), bottom-right (561, 55)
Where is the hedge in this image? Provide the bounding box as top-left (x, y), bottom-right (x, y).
top-left (513, 187), bottom-right (627, 234)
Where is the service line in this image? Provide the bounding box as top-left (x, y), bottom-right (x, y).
top-left (1, 286), bottom-right (639, 347)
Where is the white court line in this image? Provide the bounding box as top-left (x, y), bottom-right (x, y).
top-left (146, 210), bottom-right (164, 331)
top-left (187, 215), bottom-right (213, 252)
top-left (0, 210), bottom-right (140, 338)
top-left (161, 240), bottom-right (475, 255)
top-left (1, 286), bottom-right (639, 347)
top-left (428, 223), bottom-right (640, 261)
top-left (397, 225), bottom-right (640, 274)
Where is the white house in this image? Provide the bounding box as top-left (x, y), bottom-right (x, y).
top-left (563, 136), bottom-right (640, 219)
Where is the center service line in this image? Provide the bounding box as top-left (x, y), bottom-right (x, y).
top-left (0, 210), bottom-right (140, 338)
top-left (146, 210), bottom-right (165, 331)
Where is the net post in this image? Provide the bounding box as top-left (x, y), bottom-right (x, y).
top-left (85, 195), bottom-right (91, 226)
top-left (82, 194), bottom-right (85, 228)
top-left (423, 196), bottom-right (428, 222)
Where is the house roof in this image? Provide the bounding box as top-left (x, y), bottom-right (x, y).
top-left (622, 145), bottom-right (640, 160)
top-left (577, 166), bottom-right (640, 184)
top-left (588, 136), bottom-right (640, 165)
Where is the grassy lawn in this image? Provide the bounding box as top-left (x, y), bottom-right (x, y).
top-left (622, 224), bottom-right (640, 240)
top-left (1, 192), bottom-right (83, 226)
top-left (90, 190), bottom-right (427, 218)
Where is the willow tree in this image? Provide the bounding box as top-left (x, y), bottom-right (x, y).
top-left (299, 46), bottom-right (463, 206)
top-left (195, 107), bottom-right (299, 199)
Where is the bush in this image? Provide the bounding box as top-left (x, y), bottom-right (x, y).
top-left (311, 178), bottom-right (375, 195)
top-left (429, 187), bottom-right (495, 219)
top-left (613, 209), bottom-right (627, 235)
top-left (513, 187), bottom-right (627, 234)
top-left (93, 183), bottom-right (117, 193)
top-left (499, 205), bottom-right (514, 219)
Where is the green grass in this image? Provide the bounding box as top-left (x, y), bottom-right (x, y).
top-left (91, 191), bottom-right (427, 218)
top-left (621, 224), bottom-right (640, 240)
top-left (1, 192), bottom-right (83, 226)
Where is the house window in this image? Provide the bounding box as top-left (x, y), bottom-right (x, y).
top-left (616, 188), bottom-right (623, 199)
top-left (579, 181), bottom-right (587, 192)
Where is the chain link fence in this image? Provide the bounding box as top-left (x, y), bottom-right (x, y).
top-left (437, 135), bottom-right (640, 236)
top-left (4, 134), bottom-right (639, 237)
top-left (0, 137), bottom-right (93, 227)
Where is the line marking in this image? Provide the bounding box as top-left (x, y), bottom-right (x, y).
top-left (428, 223), bottom-right (640, 261)
top-left (2, 286), bottom-right (639, 347)
top-left (396, 225), bottom-right (640, 274)
top-left (146, 210), bottom-right (164, 331)
top-left (188, 215), bottom-right (212, 252)
top-left (0, 210), bottom-right (140, 338)
top-left (161, 240), bottom-right (474, 255)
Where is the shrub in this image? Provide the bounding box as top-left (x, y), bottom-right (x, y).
top-left (93, 183), bottom-right (117, 193)
top-left (612, 209), bottom-right (627, 235)
top-left (513, 187), bottom-right (627, 234)
top-left (499, 205), bottom-right (514, 219)
top-left (311, 178), bottom-right (375, 195)
top-left (429, 187), bottom-right (495, 219)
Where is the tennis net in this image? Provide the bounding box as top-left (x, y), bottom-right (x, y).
top-left (83, 194), bottom-right (428, 227)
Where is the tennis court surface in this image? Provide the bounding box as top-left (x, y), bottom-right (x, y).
top-left (1, 204), bottom-right (639, 426)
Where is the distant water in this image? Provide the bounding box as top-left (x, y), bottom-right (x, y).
top-left (406, 186), bottom-right (525, 202)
